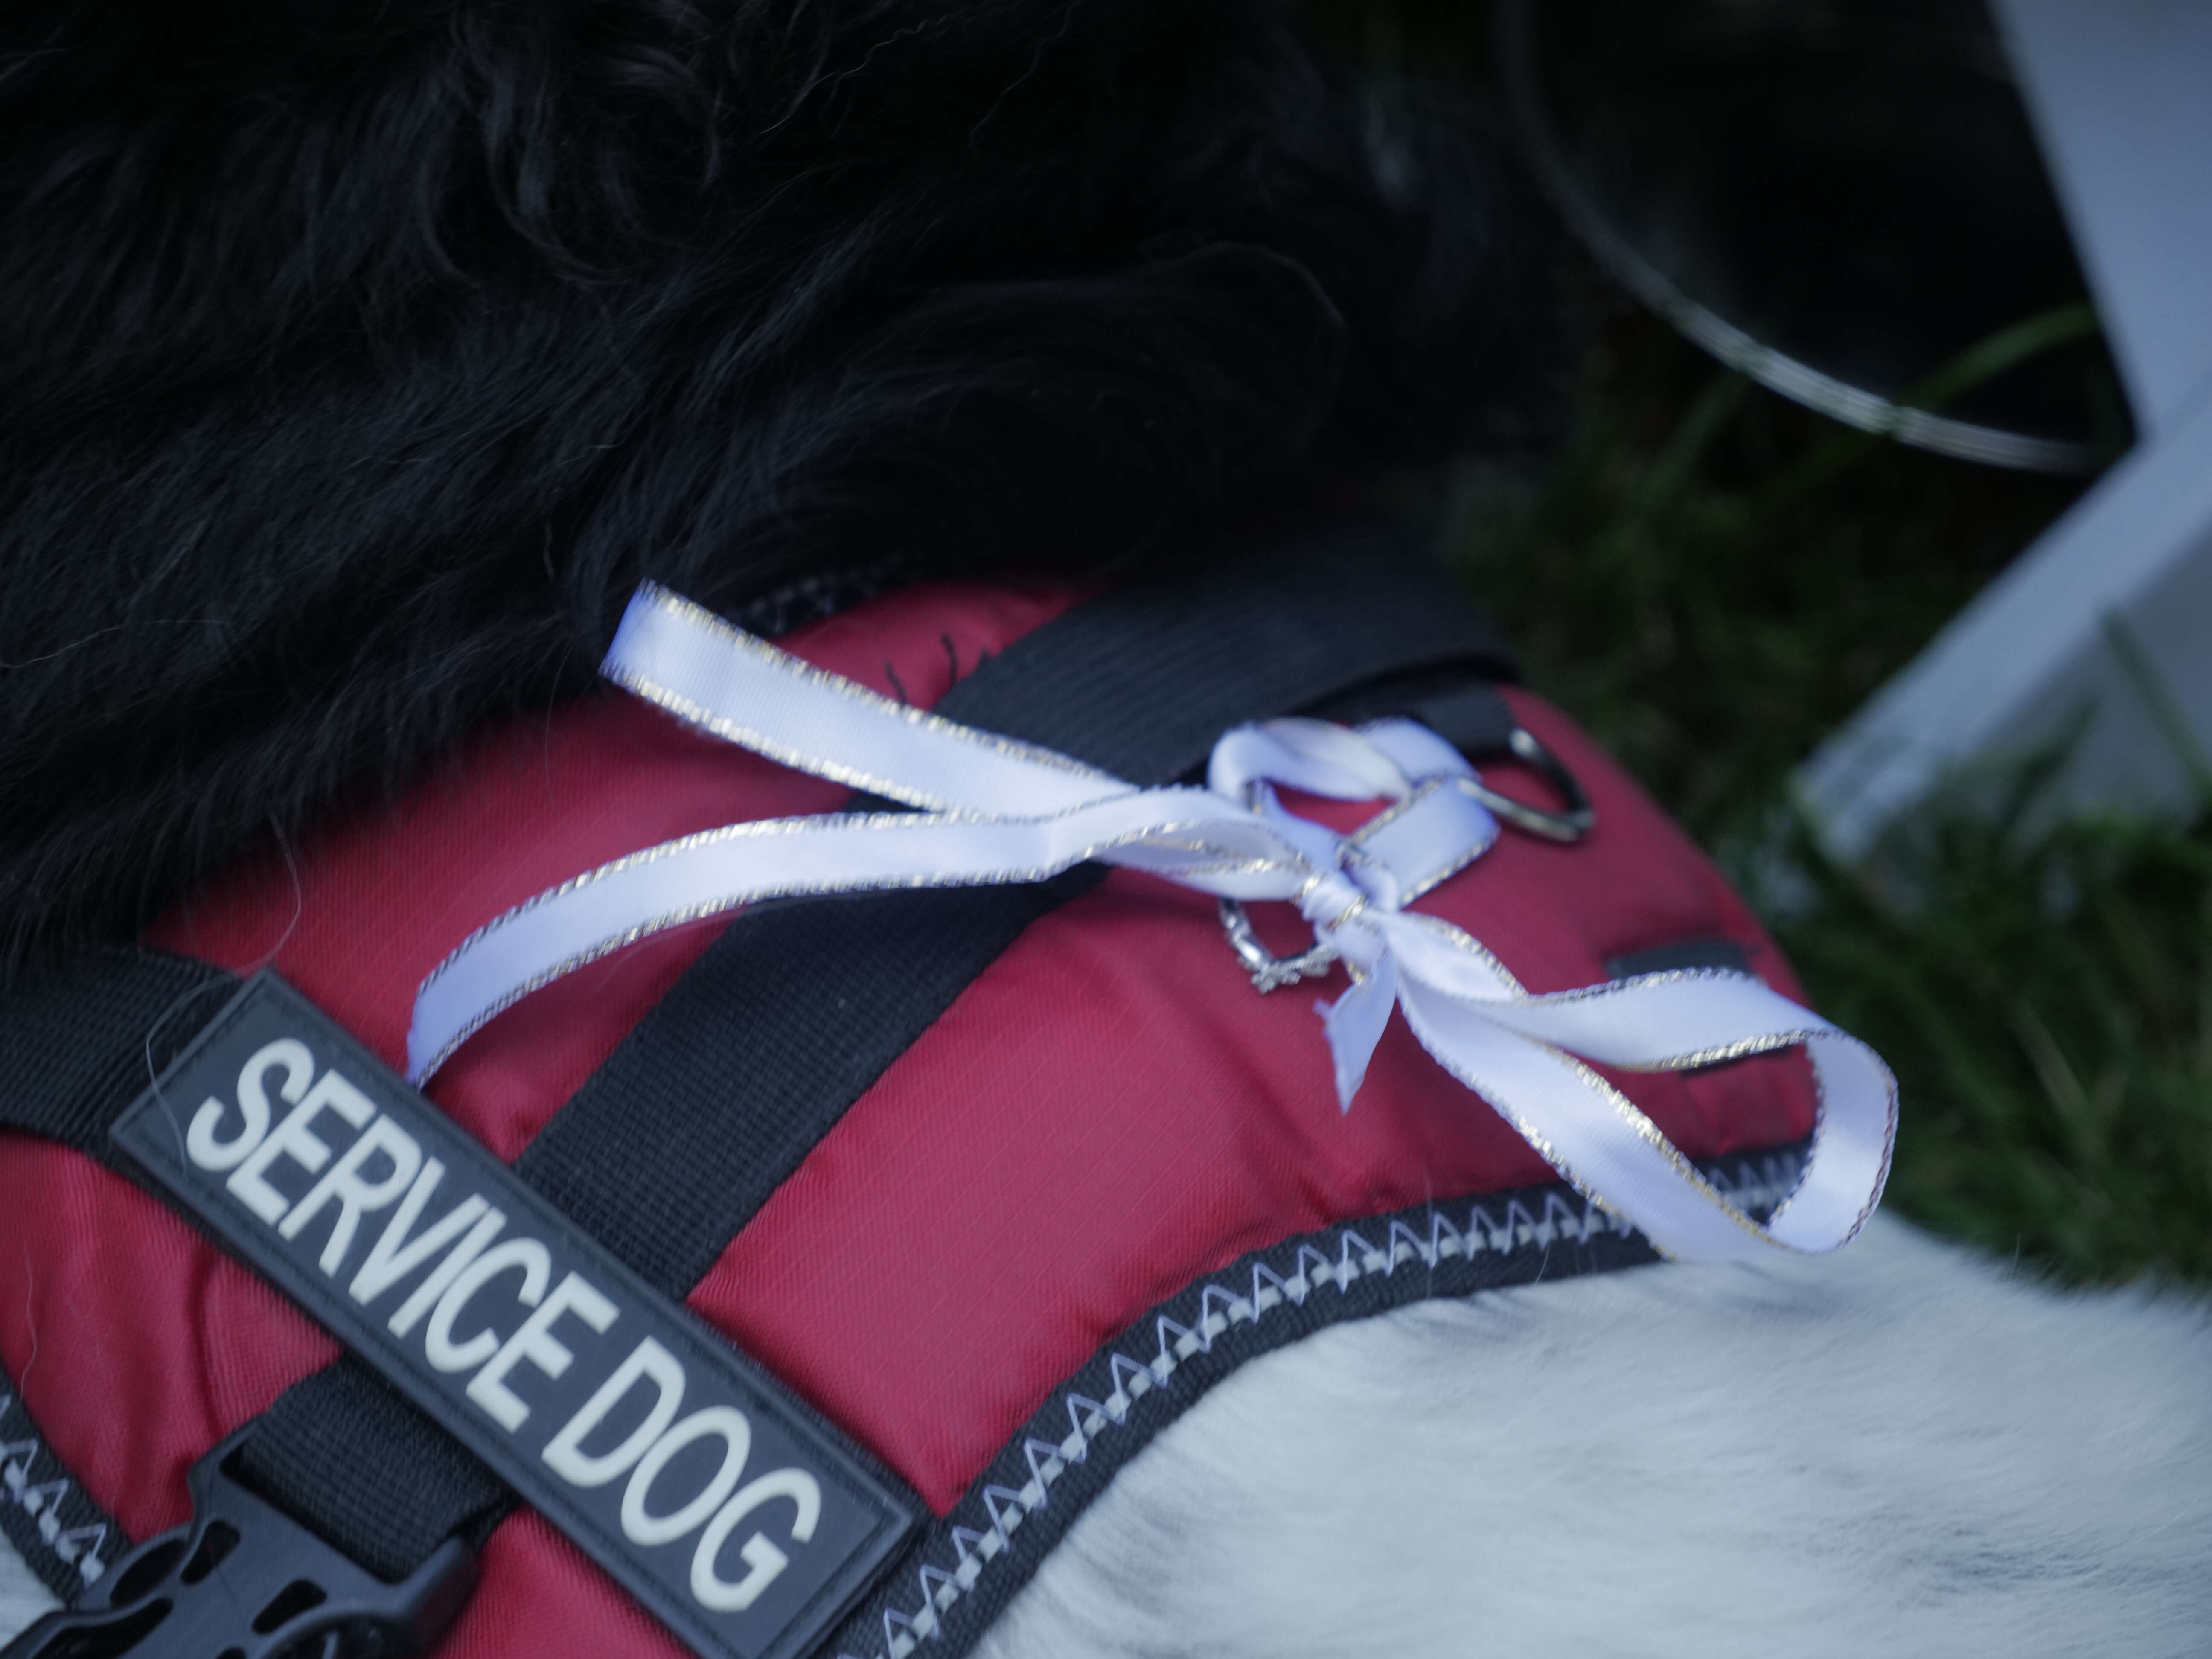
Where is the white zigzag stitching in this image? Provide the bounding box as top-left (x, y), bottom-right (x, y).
top-left (839, 1156), bottom-right (1802, 1659)
top-left (0, 1394), bottom-right (109, 1589)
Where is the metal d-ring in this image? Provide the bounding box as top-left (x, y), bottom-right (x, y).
top-left (1459, 725), bottom-right (1594, 843)
top-left (1217, 896), bottom-right (1339, 993)
top-left (1214, 720), bottom-right (1590, 988)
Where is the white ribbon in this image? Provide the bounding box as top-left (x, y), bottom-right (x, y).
top-left (407, 583), bottom-right (1895, 1261)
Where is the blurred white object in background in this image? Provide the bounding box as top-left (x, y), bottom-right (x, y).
top-left (1800, 0), bottom-right (2212, 855)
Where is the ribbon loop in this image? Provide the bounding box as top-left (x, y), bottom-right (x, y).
top-left (406, 583), bottom-right (1896, 1263)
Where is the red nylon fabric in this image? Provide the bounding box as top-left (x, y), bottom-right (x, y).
top-left (685, 688), bottom-right (1811, 1513)
top-left (0, 578), bottom-right (1081, 1545)
top-left (0, 576), bottom-right (1812, 1659)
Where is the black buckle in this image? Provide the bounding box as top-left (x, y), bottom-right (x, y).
top-left (2, 1429), bottom-right (477, 1659)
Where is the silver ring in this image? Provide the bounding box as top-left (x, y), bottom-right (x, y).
top-left (1214, 722), bottom-right (1590, 987)
top-left (1458, 725), bottom-right (1594, 843)
top-left (1217, 898), bottom-right (1338, 994)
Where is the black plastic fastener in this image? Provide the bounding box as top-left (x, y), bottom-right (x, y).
top-left (2, 1427), bottom-right (477, 1659)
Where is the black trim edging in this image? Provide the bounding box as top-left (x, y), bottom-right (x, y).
top-left (1, 1373), bottom-right (125, 1602)
top-left (825, 1142), bottom-right (1808, 1659)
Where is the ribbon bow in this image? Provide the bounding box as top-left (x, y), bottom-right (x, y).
top-left (408, 584), bottom-right (1895, 1262)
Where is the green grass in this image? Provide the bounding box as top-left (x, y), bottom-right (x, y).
top-left (1775, 804), bottom-right (2212, 1284)
top-left (1446, 314), bottom-right (2212, 1284)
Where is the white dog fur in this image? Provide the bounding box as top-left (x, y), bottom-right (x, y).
top-left (4, 1214), bottom-right (2208, 1654)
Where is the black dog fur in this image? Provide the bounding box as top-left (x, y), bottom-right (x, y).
top-left (0, 0), bottom-right (1558, 973)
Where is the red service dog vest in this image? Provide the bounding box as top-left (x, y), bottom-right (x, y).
top-left (0, 521), bottom-right (1826, 1659)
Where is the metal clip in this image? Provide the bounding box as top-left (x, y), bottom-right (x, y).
top-left (1217, 896), bottom-right (1339, 993)
top-left (1457, 725), bottom-right (1594, 844)
top-left (2, 1429), bottom-right (477, 1659)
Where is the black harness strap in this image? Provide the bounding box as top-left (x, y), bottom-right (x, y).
top-left (0, 946), bottom-right (235, 1164)
top-left (0, 954), bottom-right (510, 1581)
top-left (0, 519), bottom-right (1517, 1608)
top-left (515, 516), bottom-right (1514, 1295)
top-left (515, 874), bottom-right (1106, 1290)
top-left (907, 522), bottom-right (1516, 781)
top-left (244, 519), bottom-right (1514, 1579)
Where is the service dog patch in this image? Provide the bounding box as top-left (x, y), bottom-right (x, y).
top-left (114, 971), bottom-right (914, 1659)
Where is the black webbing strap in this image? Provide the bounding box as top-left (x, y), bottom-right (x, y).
top-left (0, 949), bottom-right (507, 1578)
top-left (243, 518), bottom-right (1516, 1578)
top-left (0, 946), bottom-right (236, 1162)
top-left (906, 523), bottom-right (1516, 781)
top-left (0, 517), bottom-right (1516, 1598)
top-left (515, 515), bottom-right (1515, 1293)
